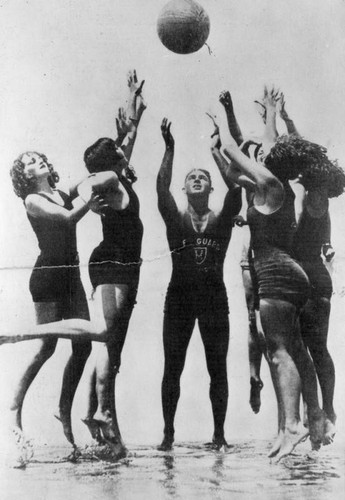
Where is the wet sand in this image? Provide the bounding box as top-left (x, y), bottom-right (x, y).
top-left (0, 440), bottom-right (344, 500)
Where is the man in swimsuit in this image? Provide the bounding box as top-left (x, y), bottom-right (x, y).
top-left (157, 118), bottom-right (241, 451)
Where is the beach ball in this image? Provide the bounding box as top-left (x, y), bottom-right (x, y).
top-left (157, 0), bottom-right (210, 54)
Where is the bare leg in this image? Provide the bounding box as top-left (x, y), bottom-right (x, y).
top-left (9, 303), bottom-right (59, 431)
top-left (260, 299), bottom-right (317, 461)
top-left (7, 303), bottom-right (61, 466)
top-left (57, 340), bottom-right (92, 447)
top-left (300, 297), bottom-right (336, 444)
top-left (52, 283), bottom-right (93, 453)
top-left (0, 318), bottom-right (106, 344)
top-left (81, 367), bottom-right (106, 444)
top-left (91, 283), bottom-right (137, 458)
top-left (242, 269), bottom-right (265, 414)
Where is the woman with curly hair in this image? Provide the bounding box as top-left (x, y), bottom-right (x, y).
top-left (215, 99), bottom-right (327, 461)
top-left (3, 71), bottom-right (146, 462)
top-left (8, 149), bottom-right (104, 462)
top-left (294, 154), bottom-right (345, 445)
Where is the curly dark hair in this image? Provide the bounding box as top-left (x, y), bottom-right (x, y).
top-left (84, 138), bottom-right (137, 183)
top-left (10, 152), bottom-right (60, 200)
top-left (264, 135), bottom-right (345, 197)
top-left (299, 156), bottom-right (345, 198)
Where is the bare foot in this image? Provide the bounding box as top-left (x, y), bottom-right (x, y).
top-left (54, 412), bottom-right (75, 446)
top-left (157, 436), bottom-right (174, 451)
top-left (81, 418), bottom-right (106, 445)
top-left (0, 334), bottom-right (21, 345)
top-left (272, 427), bottom-right (309, 463)
top-left (323, 418), bottom-right (336, 445)
top-left (249, 378), bottom-right (264, 414)
top-left (308, 410), bottom-right (326, 451)
top-left (205, 436), bottom-right (232, 452)
top-left (65, 445), bottom-right (81, 463)
top-left (93, 413), bottom-right (128, 459)
top-left (268, 430), bottom-right (284, 458)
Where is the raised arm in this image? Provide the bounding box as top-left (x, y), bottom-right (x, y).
top-left (261, 86), bottom-right (279, 145)
top-left (221, 118), bottom-right (284, 211)
top-left (157, 118), bottom-right (178, 219)
top-left (219, 90), bottom-right (243, 146)
top-left (207, 113), bottom-right (254, 191)
top-left (278, 92), bottom-right (300, 136)
top-left (115, 70), bottom-right (147, 162)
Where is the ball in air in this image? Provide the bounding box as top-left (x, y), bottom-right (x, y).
top-left (157, 0), bottom-right (210, 54)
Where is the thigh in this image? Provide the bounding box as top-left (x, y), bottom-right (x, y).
top-left (300, 297), bottom-right (331, 347)
top-left (242, 268), bottom-right (257, 313)
top-left (63, 268), bottom-right (90, 321)
top-left (163, 289), bottom-right (196, 362)
top-left (94, 282), bottom-right (138, 331)
top-left (33, 302), bottom-right (61, 352)
top-left (259, 298), bottom-right (297, 351)
top-left (34, 301), bottom-right (63, 324)
top-left (198, 308), bottom-right (229, 359)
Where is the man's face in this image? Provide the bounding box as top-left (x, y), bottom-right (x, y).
top-left (184, 169), bottom-right (212, 196)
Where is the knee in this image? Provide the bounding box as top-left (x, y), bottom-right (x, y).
top-left (207, 356), bottom-right (228, 380)
top-left (163, 362), bottom-right (184, 383)
top-left (266, 340), bottom-right (285, 365)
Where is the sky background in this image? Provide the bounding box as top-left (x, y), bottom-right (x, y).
top-left (0, 0), bottom-right (345, 455)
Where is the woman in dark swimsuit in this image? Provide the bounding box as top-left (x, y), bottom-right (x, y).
top-left (78, 71), bottom-right (146, 457)
top-left (214, 94), bottom-right (327, 461)
top-left (294, 158), bottom-right (345, 445)
top-left (9, 151), bottom-right (102, 464)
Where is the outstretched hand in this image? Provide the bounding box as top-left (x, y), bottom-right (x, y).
top-left (161, 118), bottom-right (174, 149)
top-left (127, 69), bottom-right (145, 96)
top-left (262, 85), bottom-right (280, 110)
top-left (219, 90), bottom-right (233, 110)
top-left (277, 92), bottom-right (289, 120)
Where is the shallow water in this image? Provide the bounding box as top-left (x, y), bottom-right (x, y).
top-left (1, 440), bottom-right (344, 500)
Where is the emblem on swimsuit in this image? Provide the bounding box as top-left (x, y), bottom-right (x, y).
top-left (194, 247), bottom-right (207, 265)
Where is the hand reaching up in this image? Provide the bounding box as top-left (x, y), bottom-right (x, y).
top-left (161, 118), bottom-right (174, 149)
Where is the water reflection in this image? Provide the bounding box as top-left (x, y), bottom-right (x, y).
top-left (1, 440), bottom-right (343, 500)
top-left (160, 454), bottom-right (178, 498)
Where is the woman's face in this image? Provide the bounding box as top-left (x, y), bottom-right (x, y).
top-left (21, 153), bottom-right (49, 180)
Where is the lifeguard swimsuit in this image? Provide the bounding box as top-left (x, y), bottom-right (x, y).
top-left (159, 186), bottom-right (241, 440)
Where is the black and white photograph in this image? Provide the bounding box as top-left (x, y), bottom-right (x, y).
top-left (0, 1), bottom-right (344, 498)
